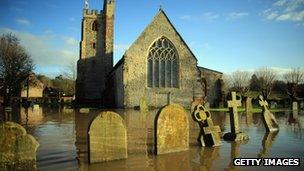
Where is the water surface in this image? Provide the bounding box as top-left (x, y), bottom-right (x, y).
top-left (1, 106), bottom-right (303, 171)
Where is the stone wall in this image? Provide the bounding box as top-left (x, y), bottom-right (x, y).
top-left (76, 1), bottom-right (114, 103)
top-left (199, 67), bottom-right (223, 107)
top-left (114, 10), bottom-right (203, 108)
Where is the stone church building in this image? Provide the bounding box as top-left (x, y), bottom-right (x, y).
top-left (76, 0), bottom-right (223, 108)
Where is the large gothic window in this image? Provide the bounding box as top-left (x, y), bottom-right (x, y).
top-left (147, 37), bottom-right (179, 88)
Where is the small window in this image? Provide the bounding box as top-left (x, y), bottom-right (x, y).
top-left (92, 20), bottom-right (98, 31)
top-left (92, 43), bottom-right (96, 49)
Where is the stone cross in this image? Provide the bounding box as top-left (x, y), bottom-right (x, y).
top-left (193, 104), bottom-right (221, 147)
top-left (203, 126), bottom-right (221, 147)
top-left (259, 95), bottom-right (269, 110)
top-left (259, 95), bottom-right (279, 132)
top-left (227, 92), bottom-right (242, 134)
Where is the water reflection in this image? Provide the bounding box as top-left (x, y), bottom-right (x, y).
top-left (258, 131), bottom-right (279, 158)
top-left (225, 141), bottom-right (248, 171)
top-left (1, 106), bottom-right (304, 171)
top-left (192, 147), bottom-right (220, 171)
top-left (246, 112), bottom-right (253, 126)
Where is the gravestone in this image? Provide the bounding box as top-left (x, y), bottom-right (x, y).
top-left (79, 108), bottom-right (90, 114)
top-left (33, 104), bottom-right (39, 110)
top-left (259, 95), bottom-right (279, 132)
top-left (0, 122), bottom-right (39, 165)
top-left (300, 101), bottom-right (304, 110)
top-left (204, 102), bottom-right (210, 110)
top-left (270, 101), bottom-right (277, 109)
top-left (193, 104), bottom-right (221, 147)
top-left (140, 97), bottom-right (148, 118)
top-left (292, 102), bottom-right (298, 111)
top-left (156, 104), bottom-right (189, 154)
top-left (223, 92), bottom-right (249, 141)
top-left (88, 111), bottom-right (127, 163)
top-left (245, 97), bottom-right (252, 115)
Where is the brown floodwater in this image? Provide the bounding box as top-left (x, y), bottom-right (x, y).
top-left (1, 106), bottom-right (303, 171)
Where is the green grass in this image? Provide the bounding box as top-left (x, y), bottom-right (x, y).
top-left (209, 108), bottom-right (291, 113)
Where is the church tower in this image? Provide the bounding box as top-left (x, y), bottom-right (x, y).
top-left (76, 0), bottom-right (115, 104)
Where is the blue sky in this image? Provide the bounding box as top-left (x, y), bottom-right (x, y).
top-left (0, 0), bottom-right (303, 77)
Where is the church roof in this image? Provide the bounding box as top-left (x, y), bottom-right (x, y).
top-left (112, 9), bottom-right (199, 71)
top-left (198, 66), bottom-right (223, 74)
top-left (155, 9), bottom-right (198, 61)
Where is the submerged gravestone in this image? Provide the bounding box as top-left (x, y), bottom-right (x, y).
top-left (245, 97), bottom-right (252, 115)
top-left (300, 101), bottom-right (304, 110)
top-left (140, 97), bottom-right (148, 118)
top-left (259, 95), bottom-right (279, 132)
top-left (156, 104), bottom-right (189, 154)
top-left (80, 108), bottom-right (90, 114)
top-left (223, 92), bottom-right (249, 141)
top-left (193, 105), bottom-right (221, 147)
top-left (88, 111), bottom-right (127, 163)
top-left (204, 102), bottom-right (210, 110)
top-left (0, 122), bottom-right (39, 166)
top-left (292, 102), bottom-right (298, 111)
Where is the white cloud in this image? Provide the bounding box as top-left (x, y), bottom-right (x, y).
top-left (227, 12), bottom-right (249, 20)
top-left (202, 12), bottom-right (220, 21)
top-left (180, 12), bottom-right (219, 21)
top-left (263, 0), bottom-right (304, 24)
top-left (10, 6), bottom-right (23, 12)
top-left (0, 28), bottom-right (78, 76)
top-left (277, 10), bottom-right (304, 21)
top-left (16, 19), bottom-right (31, 26)
top-left (180, 15), bottom-right (191, 20)
top-left (63, 37), bottom-right (78, 46)
top-left (273, 0), bottom-right (288, 7)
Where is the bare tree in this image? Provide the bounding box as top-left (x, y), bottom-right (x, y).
top-left (283, 68), bottom-right (304, 100)
top-left (62, 59), bottom-right (77, 81)
top-left (0, 33), bottom-right (34, 105)
top-left (254, 67), bottom-right (277, 100)
top-left (229, 70), bottom-right (251, 96)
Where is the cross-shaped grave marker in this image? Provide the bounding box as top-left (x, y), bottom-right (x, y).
top-left (223, 92), bottom-right (249, 141)
top-left (227, 92), bottom-right (242, 134)
top-left (259, 95), bottom-right (279, 132)
top-left (193, 104), bottom-right (222, 147)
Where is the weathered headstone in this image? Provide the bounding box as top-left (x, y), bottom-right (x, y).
top-left (79, 108), bottom-right (90, 114)
top-left (0, 122), bottom-right (39, 166)
top-left (33, 104), bottom-right (39, 110)
top-left (156, 104), bottom-right (189, 154)
top-left (292, 101), bottom-right (298, 111)
top-left (259, 95), bottom-right (279, 132)
top-left (88, 111), bottom-right (127, 163)
top-left (270, 101), bottom-right (277, 109)
top-left (300, 101), bottom-right (304, 110)
top-left (223, 92), bottom-right (249, 141)
top-left (193, 104), bottom-right (221, 147)
top-left (140, 97), bottom-right (148, 119)
top-left (204, 102), bottom-right (210, 110)
top-left (245, 97), bottom-right (252, 115)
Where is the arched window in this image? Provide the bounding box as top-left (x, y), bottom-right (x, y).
top-left (92, 20), bottom-right (98, 31)
top-left (147, 37), bottom-right (179, 88)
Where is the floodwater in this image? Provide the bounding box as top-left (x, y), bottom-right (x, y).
top-left (1, 106), bottom-right (304, 171)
